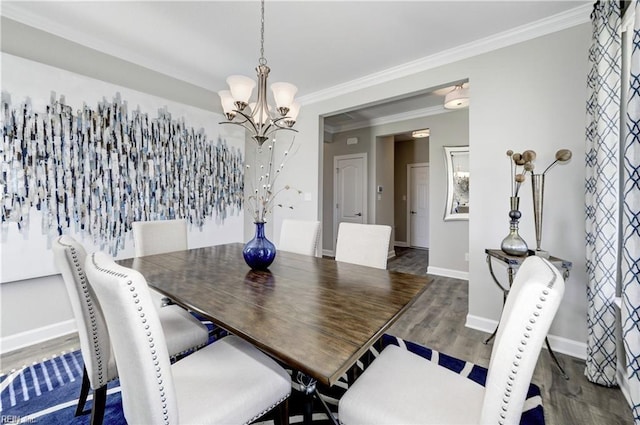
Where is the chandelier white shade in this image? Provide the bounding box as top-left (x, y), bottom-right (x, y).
top-left (227, 76), bottom-right (255, 107)
top-left (444, 85), bottom-right (469, 109)
top-left (218, 0), bottom-right (299, 146)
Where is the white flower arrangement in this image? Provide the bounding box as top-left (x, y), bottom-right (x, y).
top-left (245, 136), bottom-right (301, 223)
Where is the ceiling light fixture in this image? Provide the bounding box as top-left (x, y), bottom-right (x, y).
top-left (444, 84), bottom-right (469, 110)
top-left (412, 129), bottom-right (430, 138)
top-left (218, 0), bottom-right (299, 146)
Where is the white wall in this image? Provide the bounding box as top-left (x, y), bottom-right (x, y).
top-left (285, 23), bottom-right (591, 358)
top-left (0, 53), bottom-right (245, 352)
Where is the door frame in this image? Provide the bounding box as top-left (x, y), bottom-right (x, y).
top-left (406, 162), bottom-right (429, 248)
top-left (333, 153), bottom-right (368, 252)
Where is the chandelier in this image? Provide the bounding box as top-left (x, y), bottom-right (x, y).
top-left (218, 0), bottom-right (299, 146)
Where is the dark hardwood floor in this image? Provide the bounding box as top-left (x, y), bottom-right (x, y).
top-left (1, 247), bottom-right (631, 424)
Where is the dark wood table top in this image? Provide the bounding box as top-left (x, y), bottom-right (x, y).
top-left (117, 243), bottom-right (430, 386)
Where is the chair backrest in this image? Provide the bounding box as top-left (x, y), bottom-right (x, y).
top-left (278, 219), bottom-right (321, 256)
top-left (480, 256), bottom-right (565, 424)
top-left (52, 235), bottom-right (116, 389)
top-left (85, 251), bottom-right (179, 424)
top-left (132, 219), bottom-right (188, 257)
top-left (334, 222), bottom-right (392, 269)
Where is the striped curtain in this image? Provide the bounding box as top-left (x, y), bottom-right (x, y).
top-left (585, 0), bottom-right (621, 386)
top-left (621, 0), bottom-right (640, 420)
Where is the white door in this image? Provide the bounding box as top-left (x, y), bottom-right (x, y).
top-left (334, 153), bottom-right (367, 248)
top-left (409, 164), bottom-right (429, 248)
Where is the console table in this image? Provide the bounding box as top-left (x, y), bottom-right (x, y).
top-left (484, 248), bottom-right (572, 379)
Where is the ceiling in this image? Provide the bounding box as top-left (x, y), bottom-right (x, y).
top-left (2, 1), bottom-right (590, 132)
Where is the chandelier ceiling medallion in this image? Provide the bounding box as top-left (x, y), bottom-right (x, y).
top-left (218, 0), bottom-right (299, 146)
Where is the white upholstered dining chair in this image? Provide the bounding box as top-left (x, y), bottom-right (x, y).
top-left (334, 222), bottom-right (392, 269)
top-left (132, 218), bottom-right (189, 307)
top-left (52, 235), bottom-right (209, 425)
top-left (85, 251), bottom-right (292, 425)
top-left (278, 219), bottom-right (321, 256)
top-left (338, 255), bottom-right (564, 424)
top-left (132, 218), bottom-right (188, 257)
top-left (132, 217), bottom-right (227, 338)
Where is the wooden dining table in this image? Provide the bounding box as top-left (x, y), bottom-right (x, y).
top-left (117, 242), bottom-right (430, 418)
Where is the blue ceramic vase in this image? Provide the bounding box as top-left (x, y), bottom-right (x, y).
top-left (243, 222), bottom-right (276, 270)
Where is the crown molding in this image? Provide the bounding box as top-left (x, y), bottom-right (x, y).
top-left (0, 4), bottom-right (213, 91)
top-left (2, 2), bottom-right (592, 107)
top-left (326, 105), bottom-right (448, 134)
top-left (298, 3), bottom-right (591, 106)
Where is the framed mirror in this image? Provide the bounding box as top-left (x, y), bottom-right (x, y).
top-left (443, 146), bottom-right (469, 221)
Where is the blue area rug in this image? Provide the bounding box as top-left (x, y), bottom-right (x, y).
top-left (1, 332), bottom-right (545, 424)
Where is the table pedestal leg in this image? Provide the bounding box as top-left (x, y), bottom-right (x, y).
top-left (296, 372), bottom-right (339, 425)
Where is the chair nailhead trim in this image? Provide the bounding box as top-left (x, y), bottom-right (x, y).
top-left (244, 392), bottom-right (291, 425)
top-left (59, 239), bottom-right (107, 386)
top-left (91, 254), bottom-right (172, 425)
top-left (498, 284), bottom-right (553, 423)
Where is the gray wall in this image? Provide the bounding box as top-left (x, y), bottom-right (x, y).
top-left (292, 23), bottom-right (590, 357)
top-left (0, 19), bottom-right (244, 352)
top-left (375, 135), bottom-right (395, 249)
top-left (373, 114), bottom-right (469, 276)
top-left (322, 128), bottom-right (374, 251)
top-left (323, 111), bottom-right (469, 275)
top-left (426, 110), bottom-right (470, 275)
top-left (1, 17), bottom-right (215, 111)
top-left (1, 13), bottom-right (592, 358)
top-left (394, 138), bottom-right (430, 244)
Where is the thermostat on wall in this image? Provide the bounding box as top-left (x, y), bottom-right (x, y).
top-left (346, 137), bottom-right (358, 145)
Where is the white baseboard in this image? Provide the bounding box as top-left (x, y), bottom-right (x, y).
top-left (465, 314), bottom-right (587, 360)
top-left (427, 266), bottom-right (469, 281)
top-left (394, 241), bottom-right (409, 248)
top-left (465, 314), bottom-right (496, 334)
top-left (322, 249), bottom-right (396, 259)
top-left (1, 319), bottom-right (77, 355)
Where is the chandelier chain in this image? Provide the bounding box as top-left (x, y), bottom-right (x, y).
top-left (259, 0), bottom-right (266, 66)
top-left (219, 0), bottom-right (299, 146)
